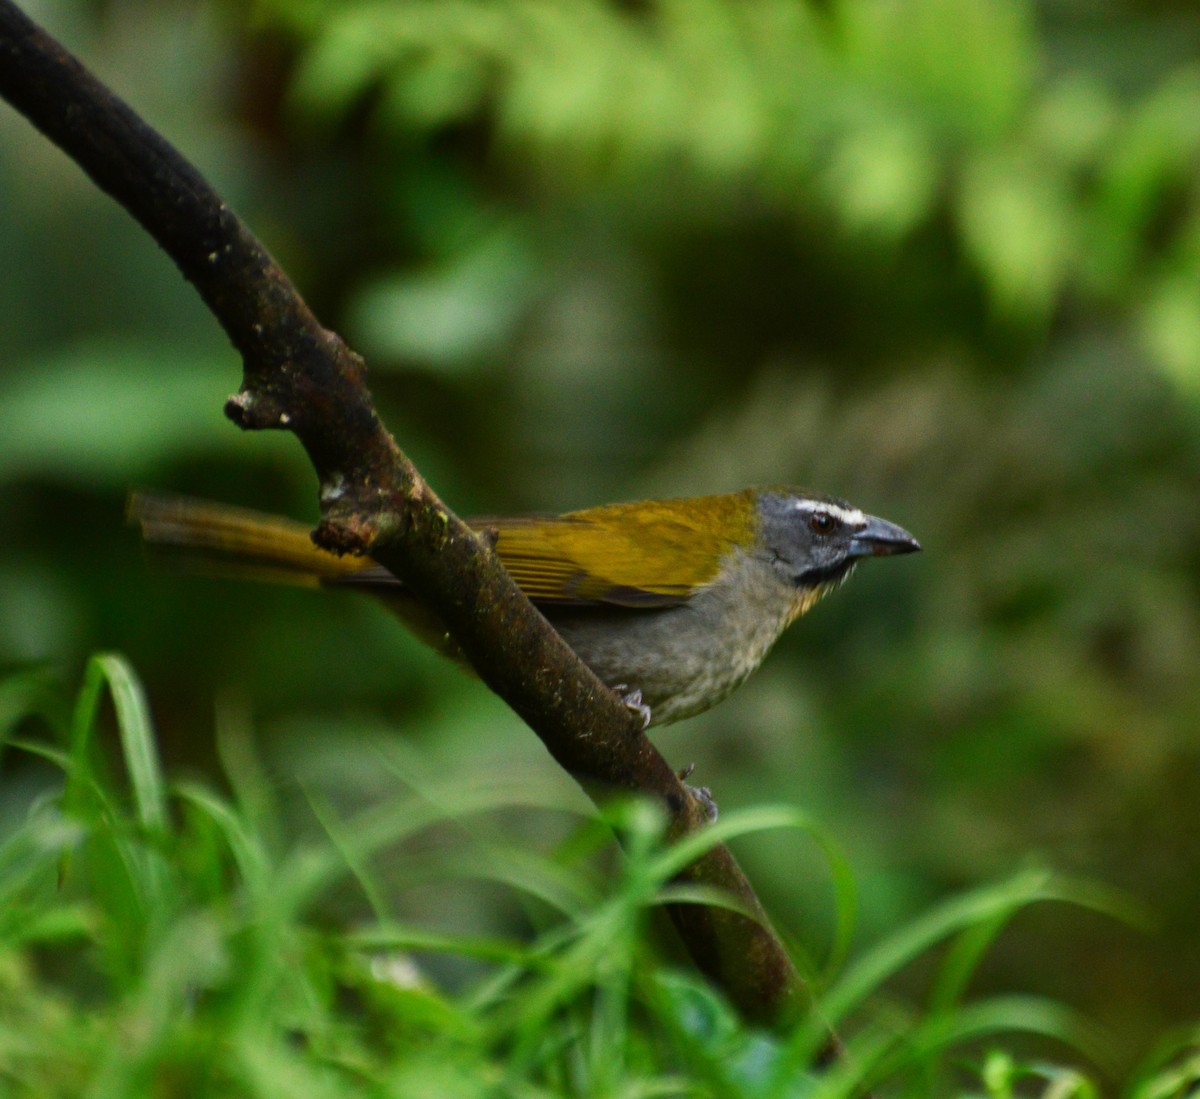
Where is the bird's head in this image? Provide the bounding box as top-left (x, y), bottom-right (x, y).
top-left (755, 489), bottom-right (921, 592)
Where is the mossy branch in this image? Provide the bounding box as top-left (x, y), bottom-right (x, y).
top-left (0, 0), bottom-right (834, 1045)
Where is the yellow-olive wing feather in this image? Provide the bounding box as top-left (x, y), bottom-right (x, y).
top-left (129, 489), bottom-right (764, 611)
top-left (479, 491), bottom-right (758, 607)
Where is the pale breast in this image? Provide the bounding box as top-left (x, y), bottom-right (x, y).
top-left (548, 549), bottom-right (821, 726)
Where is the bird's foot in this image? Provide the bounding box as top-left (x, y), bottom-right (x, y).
top-left (612, 685), bottom-right (652, 730)
top-left (676, 763), bottom-right (718, 822)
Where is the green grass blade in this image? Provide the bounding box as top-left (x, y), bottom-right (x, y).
top-left (348, 922), bottom-right (536, 966)
top-left (777, 868), bottom-right (1107, 1081)
top-left (64, 655), bottom-right (110, 822)
top-left (1125, 1024), bottom-right (1200, 1099)
top-left (647, 804), bottom-right (857, 983)
top-left (173, 782), bottom-right (272, 903)
top-left (63, 653), bottom-right (167, 839)
top-left (0, 667), bottom-right (66, 763)
top-left (93, 653), bottom-right (168, 839)
top-left (880, 995), bottom-right (1109, 1086)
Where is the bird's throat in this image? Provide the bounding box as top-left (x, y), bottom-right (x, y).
top-left (785, 581), bottom-right (834, 627)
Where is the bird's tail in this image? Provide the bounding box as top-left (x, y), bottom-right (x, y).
top-left (127, 492), bottom-right (370, 588)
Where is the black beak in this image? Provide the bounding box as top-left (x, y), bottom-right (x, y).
top-left (849, 515), bottom-right (921, 557)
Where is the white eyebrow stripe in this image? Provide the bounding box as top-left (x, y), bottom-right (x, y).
top-left (793, 500), bottom-right (866, 525)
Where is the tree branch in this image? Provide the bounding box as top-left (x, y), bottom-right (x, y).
top-left (0, 0), bottom-right (831, 1041)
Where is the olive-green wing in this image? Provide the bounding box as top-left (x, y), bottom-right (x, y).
top-left (130, 488), bottom-right (762, 611)
top-left (480, 491), bottom-right (757, 608)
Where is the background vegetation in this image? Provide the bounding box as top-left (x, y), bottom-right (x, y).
top-left (2, 0), bottom-right (1199, 1091)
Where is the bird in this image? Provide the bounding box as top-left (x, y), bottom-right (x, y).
top-left (129, 488), bottom-right (920, 728)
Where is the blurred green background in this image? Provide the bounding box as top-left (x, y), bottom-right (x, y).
top-left (2, 0), bottom-right (1199, 1074)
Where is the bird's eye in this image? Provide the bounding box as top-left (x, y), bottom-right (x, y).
top-left (809, 510), bottom-right (836, 535)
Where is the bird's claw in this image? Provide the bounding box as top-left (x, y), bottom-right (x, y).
top-left (612, 685), bottom-right (652, 730)
top-left (676, 763), bottom-right (718, 821)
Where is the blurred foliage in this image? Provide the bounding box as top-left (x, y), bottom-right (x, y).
top-left (2, 0), bottom-right (1200, 1082)
top-left (0, 656), bottom-right (1164, 1096)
